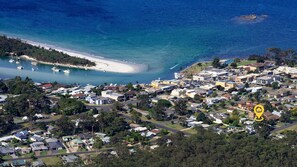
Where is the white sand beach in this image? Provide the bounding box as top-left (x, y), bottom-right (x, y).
top-left (20, 39), bottom-right (148, 73)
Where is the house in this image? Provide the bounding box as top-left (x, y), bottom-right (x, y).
top-left (69, 139), bottom-right (84, 148)
top-left (41, 83), bottom-right (53, 90)
top-left (94, 133), bottom-right (110, 143)
top-left (30, 142), bottom-right (48, 152)
top-left (199, 68), bottom-right (229, 77)
top-left (15, 147), bottom-right (31, 154)
top-left (256, 76), bottom-right (281, 85)
top-left (171, 89), bottom-right (186, 97)
top-left (0, 95), bottom-right (7, 104)
top-left (14, 130), bottom-right (29, 141)
top-left (263, 112), bottom-right (280, 121)
top-left (235, 74), bottom-right (259, 83)
top-left (0, 146), bottom-right (15, 155)
top-left (85, 96), bottom-right (113, 105)
top-left (11, 160), bottom-right (26, 167)
top-left (193, 74), bottom-right (212, 81)
top-left (45, 138), bottom-right (64, 150)
top-left (62, 155), bottom-right (79, 165)
top-left (101, 90), bottom-right (125, 101)
top-left (30, 135), bottom-right (44, 142)
top-left (78, 133), bottom-right (93, 140)
top-left (62, 136), bottom-right (75, 142)
top-left (215, 81), bottom-right (236, 90)
top-left (71, 93), bottom-right (86, 99)
top-left (32, 159), bottom-right (45, 167)
top-left (243, 63), bottom-right (265, 72)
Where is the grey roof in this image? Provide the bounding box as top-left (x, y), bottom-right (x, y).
top-left (0, 146), bottom-right (14, 154)
top-left (62, 155), bottom-right (79, 163)
top-left (48, 141), bottom-right (64, 150)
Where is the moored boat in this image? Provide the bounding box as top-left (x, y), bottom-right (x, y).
top-left (63, 69), bottom-right (70, 74)
top-left (17, 66), bottom-right (23, 70)
top-left (9, 59), bottom-right (14, 63)
top-left (52, 67), bottom-right (60, 72)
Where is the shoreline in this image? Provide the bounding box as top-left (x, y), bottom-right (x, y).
top-left (3, 34), bottom-right (148, 74)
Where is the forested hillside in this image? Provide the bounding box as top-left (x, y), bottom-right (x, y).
top-left (89, 127), bottom-right (297, 167)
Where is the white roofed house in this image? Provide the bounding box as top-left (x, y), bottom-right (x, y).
top-left (171, 88), bottom-right (186, 98)
top-left (30, 142), bottom-right (48, 152)
top-left (101, 90), bottom-right (125, 101)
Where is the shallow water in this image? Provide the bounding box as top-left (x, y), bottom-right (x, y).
top-left (0, 0), bottom-right (296, 84)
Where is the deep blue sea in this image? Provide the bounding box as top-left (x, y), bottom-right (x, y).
top-left (0, 0), bottom-right (297, 85)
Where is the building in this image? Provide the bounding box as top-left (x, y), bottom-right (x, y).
top-left (45, 138), bottom-right (64, 150)
top-left (69, 139), bottom-right (84, 148)
top-left (215, 81), bottom-right (236, 90)
top-left (101, 90), bottom-right (125, 101)
top-left (30, 142), bottom-right (48, 152)
top-left (62, 155), bottom-right (79, 165)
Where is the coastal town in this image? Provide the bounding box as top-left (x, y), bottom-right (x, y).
top-left (0, 48), bottom-right (296, 166)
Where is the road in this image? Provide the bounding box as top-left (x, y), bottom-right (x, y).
top-left (120, 113), bottom-right (191, 135)
top-left (271, 121), bottom-right (297, 133)
top-left (5, 147), bottom-right (113, 161)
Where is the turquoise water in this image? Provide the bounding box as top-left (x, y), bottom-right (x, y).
top-left (0, 0), bottom-right (297, 84)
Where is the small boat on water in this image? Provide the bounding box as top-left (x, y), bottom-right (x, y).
top-left (31, 62), bottom-right (38, 66)
top-left (16, 61), bottom-right (20, 64)
top-left (32, 68), bottom-right (36, 71)
top-left (17, 66), bottom-right (23, 70)
top-left (63, 69), bottom-right (70, 74)
top-left (52, 67), bottom-right (60, 72)
top-left (9, 59), bottom-right (14, 63)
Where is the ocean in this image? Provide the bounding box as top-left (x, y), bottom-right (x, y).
top-left (0, 0), bottom-right (297, 85)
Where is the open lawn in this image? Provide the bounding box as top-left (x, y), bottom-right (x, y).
top-left (41, 156), bottom-right (62, 166)
top-left (181, 62), bottom-right (211, 77)
top-left (237, 60), bottom-right (257, 66)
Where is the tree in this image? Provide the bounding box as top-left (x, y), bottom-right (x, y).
top-left (230, 62), bottom-right (237, 68)
top-left (113, 102), bottom-right (124, 111)
top-left (54, 116), bottom-right (75, 137)
top-left (93, 137), bottom-right (104, 149)
top-left (271, 82), bottom-right (279, 89)
top-left (137, 94), bottom-right (150, 110)
top-left (130, 110), bottom-right (142, 123)
top-left (174, 99), bottom-right (187, 115)
top-left (196, 112), bottom-right (207, 122)
top-left (55, 98), bottom-right (86, 115)
top-left (126, 83), bottom-right (134, 91)
top-left (212, 57), bottom-right (221, 68)
top-left (280, 111), bottom-right (292, 123)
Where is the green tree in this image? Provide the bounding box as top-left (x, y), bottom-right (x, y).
top-left (212, 57), bottom-right (221, 68)
top-left (196, 112), bottom-right (207, 121)
top-left (93, 137), bottom-right (104, 149)
top-left (271, 82), bottom-right (279, 89)
top-left (137, 94), bottom-right (150, 110)
top-left (55, 98), bottom-right (86, 115)
top-left (130, 110), bottom-right (142, 123)
top-left (230, 62), bottom-right (237, 68)
top-left (174, 99), bottom-right (187, 115)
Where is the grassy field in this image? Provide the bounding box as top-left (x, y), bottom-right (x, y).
top-left (276, 123), bottom-right (297, 133)
top-left (237, 60), bottom-right (257, 66)
top-left (41, 156), bottom-right (62, 166)
top-left (181, 62), bottom-right (211, 77)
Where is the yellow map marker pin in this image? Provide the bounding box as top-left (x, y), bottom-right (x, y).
top-left (254, 104), bottom-right (265, 122)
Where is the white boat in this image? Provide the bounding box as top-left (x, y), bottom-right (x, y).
top-left (63, 69), bottom-right (70, 74)
top-left (16, 61), bottom-right (20, 64)
top-left (32, 68), bottom-right (36, 71)
top-left (9, 59), bottom-right (14, 63)
top-left (17, 66), bottom-right (23, 70)
top-left (52, 67), bottom-right (60, 72)
top-left (31, 62), bottom-right (38, 66)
